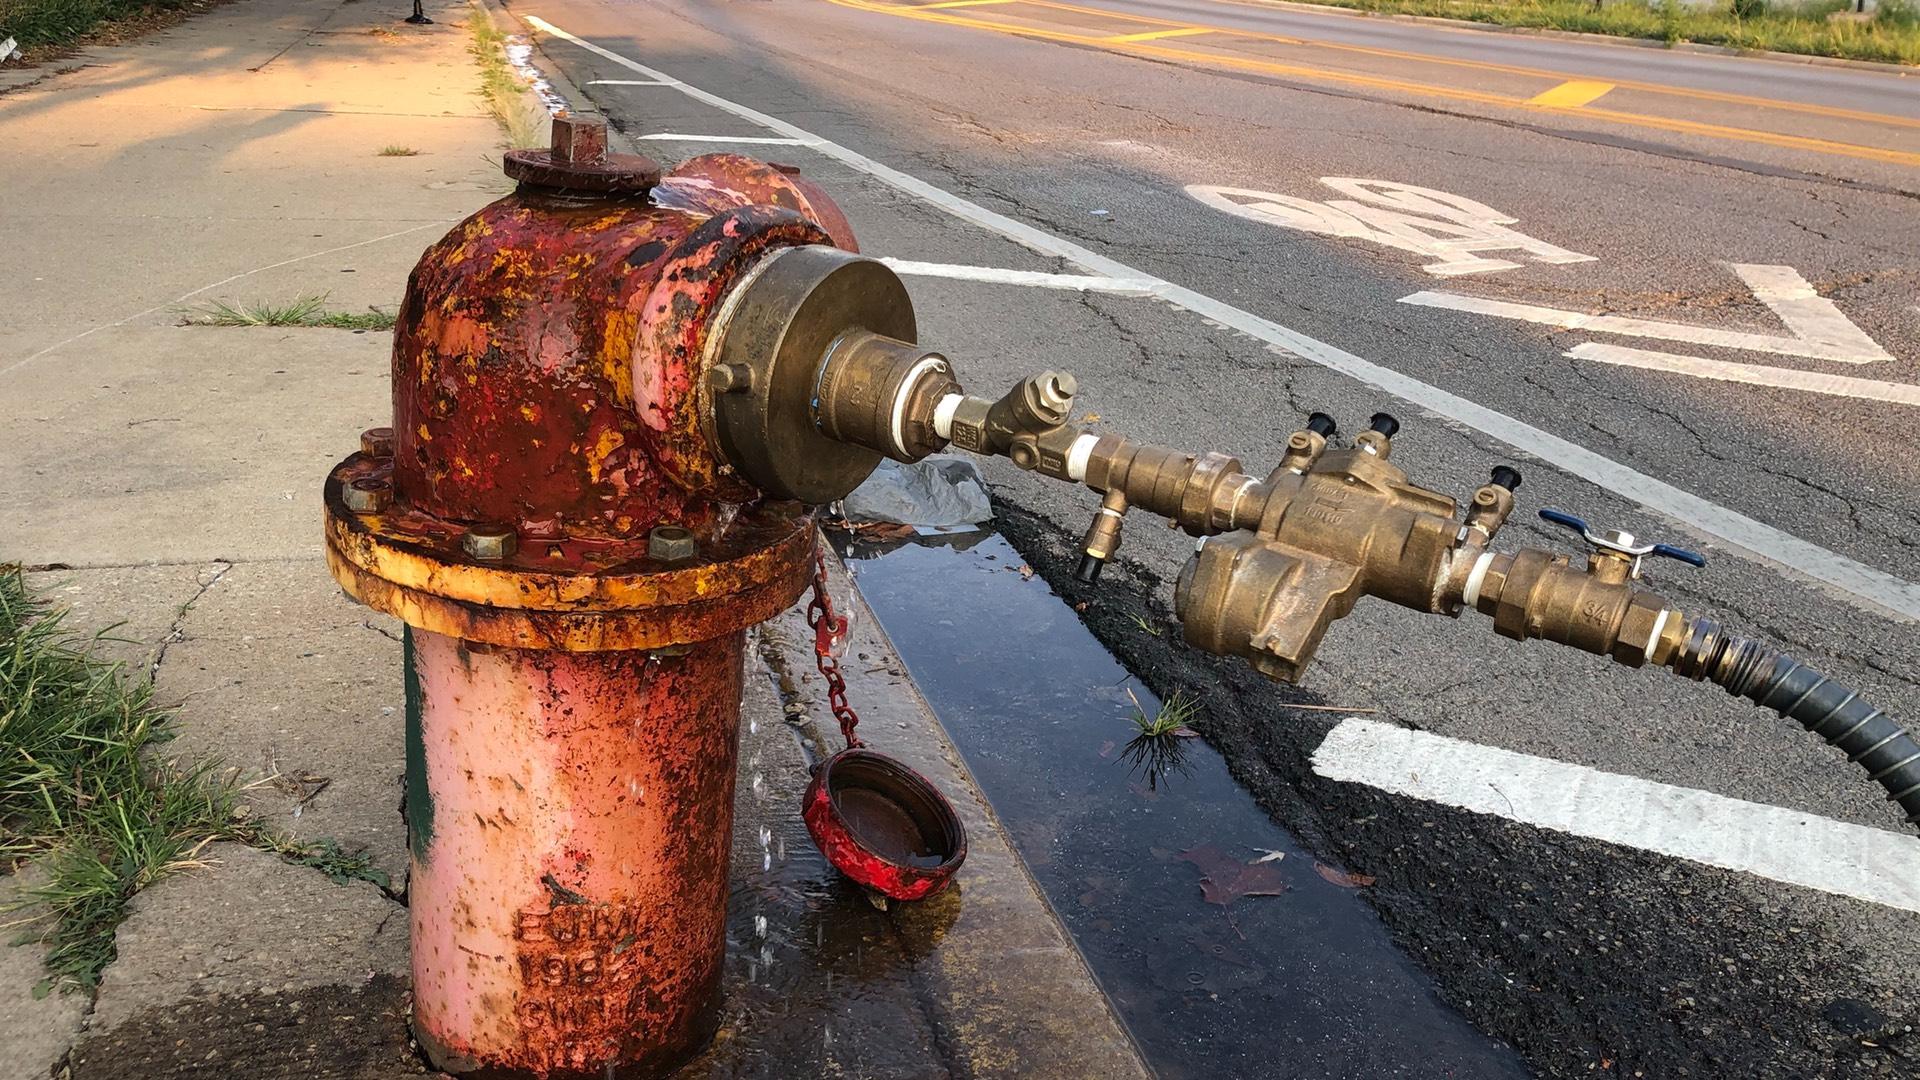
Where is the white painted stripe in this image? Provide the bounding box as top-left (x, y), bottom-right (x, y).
top-left (521, 15), bottom-right (1920, 624)
top-left (587, 78), bottom-right (677, 86)
top-left (1403, 266), bottom-right (1892, 365)
top-left (1573, 343), bottom-right (1920, 407)
top-left (1313, 718), bottom-right (1920, 913)
top-left (878, 258), bottom-right (1157, 295)
top-left (637, 133), bottom-right (819, 145)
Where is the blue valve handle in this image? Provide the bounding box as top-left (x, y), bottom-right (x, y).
top-left (1537, 509), bottom-right (1706, 568)
top-left (1537, 508), bottom-right (1590, 534)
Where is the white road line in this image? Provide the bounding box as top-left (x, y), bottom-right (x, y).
top-left (637, 133), bottom-right (819, 145)
top-left (1312, 718), bottom-right (1920, 913)
top-left (1574, 343), bottom-right (1920, 407)
top-left (1403, 265), bottom-right (1893, 365)
top-left (587, 78), bottom-right (677, 86)
top-left (879, 259), bottom-right (1157, 295)
top-left (522, 15), bottom-right (1920, 623)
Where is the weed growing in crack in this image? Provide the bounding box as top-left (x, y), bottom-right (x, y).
top-left (467, 9), bottom-right (547, 149)
top-left (1129, 687), bottom-right (1199, 738)
top-left (0, 566), bottom-right (384, 993)
top-left (180, 294), bottom-right (397, 331)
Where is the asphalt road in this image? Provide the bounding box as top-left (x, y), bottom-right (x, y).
top-left (506, 1), bottom-right (1920, 1074)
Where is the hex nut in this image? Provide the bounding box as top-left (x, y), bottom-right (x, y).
top-left (462, 524), bottom-right (519, 561)
top-left (706, 364), bottom-right (753, 394)
top-left (946, 396), bottom-right (994, 454)
top-left (343, 477), bottom-right (392, 514)
top-left (648, 525), bottom-right (697, 563)
top-left (550, 113), bottom-right (608, 164)
top-left (360, 426), bottom-right (395, 457)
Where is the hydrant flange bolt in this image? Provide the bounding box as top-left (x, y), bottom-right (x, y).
top-left (707, 363), bottom-right (754, 394)
top-left (343, 476), bottom-right (391, 514)
top-left (649, 525), bottom-right (698, 563)
top-left (360, 426), bottom-right (395, 457)
top-left (461, 524), bottom-right (518, 562)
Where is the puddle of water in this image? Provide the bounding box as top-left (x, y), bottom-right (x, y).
top-left (838, 529), bottom-right (1529, 1080)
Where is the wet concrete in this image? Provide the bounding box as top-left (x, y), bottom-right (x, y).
top-left (69, 976), bottom-right (424, 1080)
top-left (836, 527), bottom-right (1529, 1080)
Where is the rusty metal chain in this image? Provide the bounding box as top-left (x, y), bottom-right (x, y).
top-left (805, 547), bottom-right (862, 749)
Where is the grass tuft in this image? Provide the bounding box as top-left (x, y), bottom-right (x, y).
top-left (376, 145), bottom-right (422, 157)
top-left (1129, 688), bottom-right (1200, 737)
top-left (467, 9), bottom-right (547, 150)
top-left (1286, 0), bottom-right (1920, 65)
top-left (0, 566), bottom-right (385, 991)
top-left (181, 294), bottom-right (397, 331)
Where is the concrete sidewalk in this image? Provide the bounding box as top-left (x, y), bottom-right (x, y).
top-left (0, 1), bottom-right (1146, 1075)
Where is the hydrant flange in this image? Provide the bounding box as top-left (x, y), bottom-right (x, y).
top-left (324, 453), bottom-right (816, 652)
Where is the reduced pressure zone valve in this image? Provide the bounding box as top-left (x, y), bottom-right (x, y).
top-left (688, 245), bottom-right (1920, 833)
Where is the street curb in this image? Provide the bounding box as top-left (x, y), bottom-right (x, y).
top-left (1239, 0), bottom-right (1920, 75)
top-left (474, 0), bottom-right (649, 155)
top-left (761, 551), bottom-right (1154, 1078)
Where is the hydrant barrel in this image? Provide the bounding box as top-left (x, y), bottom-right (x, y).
top-left (405, 627), bottom-right (744, 1076)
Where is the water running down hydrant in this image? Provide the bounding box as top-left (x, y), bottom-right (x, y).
top-left (323, 115), bottom-right (1918, 1079)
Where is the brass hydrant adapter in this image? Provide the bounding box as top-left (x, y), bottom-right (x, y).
top-left (697, 244), bottom-right (1920, 831)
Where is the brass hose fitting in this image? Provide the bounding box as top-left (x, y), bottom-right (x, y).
top-left (814, 330), bottom-right (961, 464)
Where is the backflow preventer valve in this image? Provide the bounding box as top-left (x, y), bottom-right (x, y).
top-left (699, 243), bottom-right (1920, 834)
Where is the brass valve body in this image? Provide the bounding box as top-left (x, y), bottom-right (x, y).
top-left (693, 242), bottom-right (1692, 688)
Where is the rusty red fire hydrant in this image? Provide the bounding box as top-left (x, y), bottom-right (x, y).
top-left (321, 114), bottom-right (967, 1077)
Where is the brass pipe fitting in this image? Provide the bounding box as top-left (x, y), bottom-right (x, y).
top-left (1076, 488), bottom-right (1129, 583)
top-left (814, 331), bottom-right (960, 463)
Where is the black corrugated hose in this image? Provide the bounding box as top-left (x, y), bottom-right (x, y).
top-left (1676, 619), bottom-right (1920, 832)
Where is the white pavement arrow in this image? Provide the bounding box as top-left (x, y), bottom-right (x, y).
top-left (1401, 263), bottom-right (1893, 365)
top-left (1570, 343), bottom-right (1920, 407)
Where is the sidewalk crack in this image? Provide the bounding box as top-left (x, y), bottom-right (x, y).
top-left (149, 561), bottom-right (233, 682)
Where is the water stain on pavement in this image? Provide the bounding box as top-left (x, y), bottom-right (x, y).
top-left (836, 526), bottom-right (1528, 1080)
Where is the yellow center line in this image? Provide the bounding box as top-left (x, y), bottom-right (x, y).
top-left (1108, 26), bottom-right (1218, 41)
top-left (1527, 79), bottom-right (1617, 109)
top-left (1147, 0), bottom-right (1920, 131)
top-left (911, 0), bottom-right (1015, 9)
top-left (827, 0), bottom-right (1920, 168)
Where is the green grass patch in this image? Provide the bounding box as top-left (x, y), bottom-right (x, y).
top-left (181, 294), bottom-right (397, 331)
top-left (1288, 0), bottom-right (1920, 65)
top-left (377, 145), bottom-right (422, 157)
top-left (0, 567), bottom-right (386, 992)
top-left (468, 8), bottom-right (547, 149)
top-left (0, 0), bottom-right (189, 50)
top-left (1129, 688), bottom-right (1201, 737)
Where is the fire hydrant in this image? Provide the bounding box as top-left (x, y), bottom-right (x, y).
top-left (323, 116), bottom-right (872, 1077)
